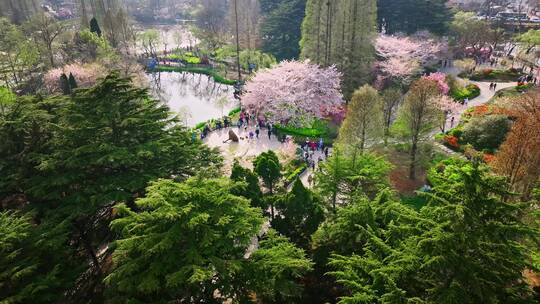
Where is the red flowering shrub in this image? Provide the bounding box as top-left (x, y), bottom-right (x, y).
top-left (444, 135), bottom-right (460, 149)
top-left (483, 153), bottom-right (495, 163)
top-left (472, 105), bottom-right (490, 117)
top-left (482, 69), bottom-right (493, 76)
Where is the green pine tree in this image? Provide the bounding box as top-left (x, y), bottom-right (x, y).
top-left (59, 72), bottom-right (70, 95)
top-left (377, 0), bottom-right (452, 35)
top-left (231, 159), bottom-right (265, 211)
top-left (315, 148), bottom-right (391, 210)
top-left (104, 177), bottom-right (264, 302)
top-left (272, 178), bottom-right (326, 248)
top-left (253, 150), bottom-right (282, 218)
top-left (328, 160), bottom-right (539, 303)
top-left (260, 0), bottom-right (306, 60)
top-left (89, 16), bottom-right (101, 37)
top-left (245, 230), bottom-right (314, 302)
top-left (68, 72), bottom-right (77, 91)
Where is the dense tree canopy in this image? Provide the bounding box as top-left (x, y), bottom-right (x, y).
top-left (1, 2), bottom-right (539, 303)
top-left (377, 0), bottom-right (452, 35)
top-left (329, 160), bottom-right (539, 303)
top-left (104, 178), bottom-right (264, 302)
top-left (300, 0), bottom-right (377, 97)
top-left (260, 0), bottom-right (306, 60)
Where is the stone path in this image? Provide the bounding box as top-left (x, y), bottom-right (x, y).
top-left (204, 127), bottom-right (286, 171)
top-left (203, 126), bottom-right (326, 188)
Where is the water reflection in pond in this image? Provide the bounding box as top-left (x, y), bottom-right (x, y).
top-left (147, 71), bottom-right (237, 127)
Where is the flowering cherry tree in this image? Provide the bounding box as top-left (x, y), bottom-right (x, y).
top-left (436, 95), bottom-right (464, 132)
top-left (423, 72), bottom-right (450, 95)
top-left (241, 60), bottom-right (344, 125)
top-left (375, 34), bottom-right (444, 82)
top-left (44, 63), bottom-right (105, 93)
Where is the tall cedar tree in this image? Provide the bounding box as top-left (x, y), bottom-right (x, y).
top-left (315, 148), bottom-right (391, 210)
top-left (310, 190), bottom-right (418, 303)
top-left (272, 178), bottom-right (326, 249)
top-left (394, 78), bottom-right (441, 179)
top-left (300, 0), bottom-right (377, 98)
top-left (104, 178), bottom-right (264, 302)
top-left (253, 150), bottom-right (282, 218)
top-left (0, 211), bottom-right (86, 303)
top-left (329, 159), bottom-right (539, 303)
top-left (230, 159), bottom-right (264, 210)
top-left (338, 85), bottom-right (383, 153)
top-left (26, 73), bottom-right (221, 211)
top-left (245, 230), bottom-right (314, 302)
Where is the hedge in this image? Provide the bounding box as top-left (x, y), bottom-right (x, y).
top-left (284, 163), bottom-right (308, 186)
top-left (154, 65), bottom-right (237, 85)
top-left (228, 107), bottom-right (241, 116)
top-left (467, 68), bottom-right (521, 82)
top-left (451, 84), bottom-right (481, 102)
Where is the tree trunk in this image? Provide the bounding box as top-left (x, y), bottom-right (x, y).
top-left (331, 191), bottom-right (337, 212)
top-left (48, 43), bottom-right (55, 67)
top-left (73, 221), bottom-right (101, 275)
top-left (316, 0), bottom-right (322, 64)
top-left (409, 140), bottom-right (417, 180)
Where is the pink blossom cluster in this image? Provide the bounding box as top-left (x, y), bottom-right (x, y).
top-left (437, 95), bottom-right (463, 115)
top-left (241, 60), bottom-right (345, 124)
top-left (44, 63), bottom-right (105, 93)
top-left (422, 72), bottom-right (450, 95)
top-left (375, 34), bottom-right (444, 80)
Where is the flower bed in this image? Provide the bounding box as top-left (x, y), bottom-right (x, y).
top-left (166, 52), bottom-right (202, 64)
top-left (274, 119), bottom-right (338, 145)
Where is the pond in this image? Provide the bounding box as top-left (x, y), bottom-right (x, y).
top-left (147, 71), bottom-right (238, 127)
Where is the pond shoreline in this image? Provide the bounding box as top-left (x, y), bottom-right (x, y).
top-left (153, 65), bottom-right (238, 85)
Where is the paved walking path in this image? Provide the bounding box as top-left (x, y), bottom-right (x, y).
top-left (443, 80), bottom-right (515, 131)
top-left (203, 127), bottom-right (327, 188)
top-left (204, 127), bottom-right (285, 171)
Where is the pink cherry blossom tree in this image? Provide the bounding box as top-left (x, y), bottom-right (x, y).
top-left (241, 60), bottom-right (344, 126)
top-left (423, 72), bottom-right (450, 95)
top-left (375, 34), bottom-right (444, 83)
top-left (436, 95), bottom-right (464, 132)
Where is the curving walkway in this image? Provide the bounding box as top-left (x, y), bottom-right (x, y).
top-left (444, 80), bottom-right (516, 131)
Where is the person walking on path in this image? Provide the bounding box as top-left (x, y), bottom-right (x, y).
top-left (307, 174), bottom-right (313, 187)
top-left (255, 125), bottom-right (260, 139)
top-left (267, 123), bottom-right (272, 140)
